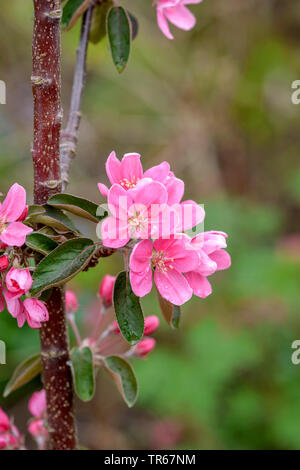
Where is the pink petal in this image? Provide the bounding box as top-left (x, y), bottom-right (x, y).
top-left (106, 151), bottom-right (121, 185)
top-left (16, 308), bottom-right (26, 328)
top-left (108, 184), bottom-right (132, 219)
top-left (120, 153), bottom-right (143, 183)
top-left (177, 200), bottom-right (205, 231)
top-left (197, 250), bottom-right (217, 276)
top-left (101, 216), bottom-right (130, 248)
top-left (0, 291), bottom-right (5, 312)
top-left (172, 247), bottom-right (199, 272)
top-left (0, 222), bottom-right (32, 247)
top-left (157, 9), bottom-right (174, 40)
top-left (185, 272), bottom-right (212, 298)
top-left (143, 161), bottom-right (170, 183)
top-left (23, 299), bottom-right (49, 323)
top-left (26, 314), bottom-right (41, 329)
top-left (154, 269), bottom-right (192, 305)
top-left (0, 408), bottom-right (10, 432)
top-left (209, 249), bottom-right (231, 270)
top-left (129, 179), bottom-right (168, 207)
top-left (97, 183), bottom-right (109, 197)
top-left (0, 183), bottom-right (26, 222)
top-left (28, 390), bottom-right (46, 418)
top-left (202, 231), bottom-right (227, 254)
top-left (164, 4), bottom-right (196, 31)
top-left (165, 176), bottom-right (184, 204)
top-left (129, 240), bottom-right (153, 272)
top-left (130, 267), bottom-right (153, 297)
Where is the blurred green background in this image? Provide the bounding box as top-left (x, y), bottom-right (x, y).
top-left (1, 0), bottom-right (300, 450)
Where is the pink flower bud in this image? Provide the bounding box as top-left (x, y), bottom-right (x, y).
top-left (23, 298), bottom-right (49, 329)
top-left (16, 205), bottom-right (29, 222)
top-left (99, 275), bottom-right (116, 307)
top-left (65, 290), bottom-right (78, 314)
top-left (144, 315), bottom-right (160, 336)
top-left (0, 408), bottom-right (10, 433)
top-left (133, 337), bottom-right (156, 357)
top-left (5, 267), bottom-right (32, 298)
top-left (0, 255), bottom-right (9, 271)
top-left (28, 390), bottom-right (47, 418)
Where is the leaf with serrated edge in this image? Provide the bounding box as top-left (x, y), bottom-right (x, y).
top-left (26, 232), bottom-right (58, 255)
top-left (113, 271), bottom-right (144, 345)
top-left (31, 238), bottom-right (95, 295)
top-left (107, 6), bottom-right (131, 73)
top-left (3, 354), bottom-right (42, 398)
top-left (71, 346), bottom-right (95, 402)
top-left (48, 193), bottom-right (101, 223)
top-left (104, 356), bottom-right (138, 408)
top-left (156, 289), bottom-right (181, 329)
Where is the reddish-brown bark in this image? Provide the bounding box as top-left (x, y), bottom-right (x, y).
top-left (32, 0), bottom-right (77, 450)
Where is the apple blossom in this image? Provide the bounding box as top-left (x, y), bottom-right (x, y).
top-left (28, 390), bottom-right (48, 449)
top-left (132, 337), bottom-right (156, 357)
top-left (155, 0), bottom-right (203, 40)
top-left (23, 298), bottom-right (49, 329)
top-left (0, 183), bottom-right (32, 247)
top-left (0, 255), bottom-right (9, 271)
top-left (5, 267), bottom-right (32, 299)
top-left (130, 237), bottom-right (199, 305)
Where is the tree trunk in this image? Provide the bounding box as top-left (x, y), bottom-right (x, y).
top-left (32, 0), bottom-right (77, 450)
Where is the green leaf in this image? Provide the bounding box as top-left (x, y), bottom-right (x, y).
top-left (71, 346), bottom-right (95, 402)
top-left (104, 355), bottom-right (138, 408)
top-left (62, 0), bottom-right (91, 30)
top-left (3, 354), bottom-right (42, 398)
top-left (107, 6), bottom-right (131, 73)
top-left (31, 237), bottom-right (95, 295)
top-left (89, 1), bottom-right (113, 44)
top-left (27, 205), bottom-right (78, 233)
top-left (156, 290), bottom-right (182, 329)
top-left (113, 271), bottom-right (144, 345)
top-left (25, 232), bottom-right (58, 255)
top-left (27, 205), bottom-right (45, 218)
top-left (47, 193), bottom-right (102, 223)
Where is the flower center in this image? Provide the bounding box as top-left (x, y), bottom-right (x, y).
top-left (119, 177), bottom-right (139, 190)
top-left (128, 210), bottom-right (148, 237)
top-left (152, 250), bottom-right (174, 274)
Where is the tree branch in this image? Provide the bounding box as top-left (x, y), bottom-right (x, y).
top-left (32, 0), bottom-right (77, 450)
top-left (60, 2), bottom-right (96, 191)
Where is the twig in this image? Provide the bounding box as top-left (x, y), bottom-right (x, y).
top-left (60, 2), bottom-right (96, 191)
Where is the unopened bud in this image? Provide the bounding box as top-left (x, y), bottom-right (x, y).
top-left (133, 337), bottom-right (156, 358)
top-left (65, 290), bottom-right (78, 314)
top-left (144, 315), bottom-right (160, 336)
top-left (0, 255), bottom-right (9, 272)
top-left (99, 275), bottom-right (116, 307)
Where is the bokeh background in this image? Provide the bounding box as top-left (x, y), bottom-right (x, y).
top-left (1, 0), bottom-right (300, 450)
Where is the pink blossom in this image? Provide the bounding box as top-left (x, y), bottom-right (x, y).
top-left (28, 390), bottom-right (47, 418)
top-left (23, 298), bottom-right (49, 329)
top-left (3, 291), bottom-right (26, 327)
top-left (130, 237), bottom-right (199, 305)
top-left (98, 151), bottom-right (171, 197)
top-left (5, 267), bottom-right (32, 299)
top-left (0, 255), bottom-right (9, 271)
top-left (0, 183), bottom-right (32, 247)
top-left (185, 231), bottom-right (231, 298)
top-left (65, 290), bottom-right (78, 314)
top-left (156, 0), bottom-right (203, 40)
top-left (99, 274), bottom-right (116, 307)
top-left (133, 337), bottom-right (156, 357)
top-left (101, 179), bottom-right (171, 248)
top-left (28, 419), bottom-right (48, 438)
top-left (0, 409), bottom-right (21, 450)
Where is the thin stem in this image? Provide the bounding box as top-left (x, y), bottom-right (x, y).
top-left (68, 314), bottom-right (82, 346)
top-left (60, 2), bottom-right (96, 191)
top-left (32, 0), bottom-right (77, 450)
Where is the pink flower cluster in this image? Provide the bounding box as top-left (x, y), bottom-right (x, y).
top-left (155, 0), bottom-right (203, 40)
top-left (0, 184), bottom-right (49, 328)
top-left (98, 152), bottom-right (230, 306)
top-left (0, 408), bottom-right (22, 450)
